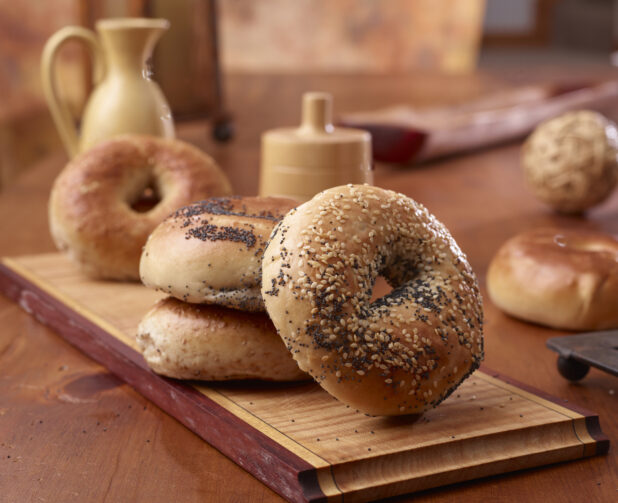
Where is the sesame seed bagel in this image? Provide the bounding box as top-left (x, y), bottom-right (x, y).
top-left (137, 297), bottom-right (308, 381)
top-left (49, 135), bottom-right (232, 280)
top-left (140, 196), bottom-right (297, 311)
top-left (487, 228), bottom-right (618, 330)
top-left (261, 184), bottom-right (484, 416)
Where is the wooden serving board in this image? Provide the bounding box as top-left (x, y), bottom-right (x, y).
top-left (0, 253), bottom-right (609, 503)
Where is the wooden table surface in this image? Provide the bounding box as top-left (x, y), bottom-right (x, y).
top-left (1, 70), bottom-right (617, 502)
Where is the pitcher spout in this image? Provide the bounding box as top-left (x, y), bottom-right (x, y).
top-left (96, 17), bottom-right (170, 72)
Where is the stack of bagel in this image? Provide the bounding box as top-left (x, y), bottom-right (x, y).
top-left (136, 195), bottom-right (308, 382)
top-left (136, 185), bottom-right (485, 416)
top-left (47, 134), bottom-right (307, 382)
top-left (48, 136), bottom-right (486, 415)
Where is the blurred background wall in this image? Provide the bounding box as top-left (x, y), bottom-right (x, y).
top-left (0, 0), bottom-right (82, 188)
top-left (218, 0), bottom-right (485, 73)
top-left (481, 0), bottom-right (616, 65)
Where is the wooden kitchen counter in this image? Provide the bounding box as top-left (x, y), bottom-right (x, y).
top-left (1, 70), bottom-right (617, 502)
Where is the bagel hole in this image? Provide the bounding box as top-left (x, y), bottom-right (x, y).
top-left (131, 183), bottom-right (161, 213)
top-left (371, 276), bottom-right (393, 302)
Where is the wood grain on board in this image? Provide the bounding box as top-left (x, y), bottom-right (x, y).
top-left (0, 252), bottom-right (608, 503)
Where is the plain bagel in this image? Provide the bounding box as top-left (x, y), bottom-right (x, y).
top-left (49, 135), bottom-right (232, 280)
top-left (140, 196), bottom-right (297, 311)
top-left (487, 227), bottom-right (618, 330)
top-left (137, 297), bottom-right (308, 381)
top-left (261, 184), bottom-right (484, 416)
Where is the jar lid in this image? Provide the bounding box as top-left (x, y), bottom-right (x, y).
top-left (261, 92), bottom-right (371, 169)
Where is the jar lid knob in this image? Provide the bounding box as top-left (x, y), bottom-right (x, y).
top-left (299, 92), bottom-right (334, 134)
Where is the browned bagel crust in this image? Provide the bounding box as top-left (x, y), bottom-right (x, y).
top-left (49, 135), bottom-right (232, 280)
top-left (140, 196), bottom-right (297, 311)
top-left (487, 228), bottom-right (618, 330)
top-left (136, 297), bottom-right (308, 381)
top-left (261, 184), bottom-right (484, 416)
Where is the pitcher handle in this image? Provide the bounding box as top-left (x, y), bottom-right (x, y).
top-left (41, 26), bottom-right (104, 158)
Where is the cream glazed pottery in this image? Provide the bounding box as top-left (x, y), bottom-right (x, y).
top-left (259, 92), bottom-right (373, 202)
top-left (42, 17), bottom-right (175, 158)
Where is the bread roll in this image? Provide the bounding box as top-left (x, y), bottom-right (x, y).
top-left (140, 196), bottom-right (297, 311)
top-left (487, 227), bottom-right (618, 330)
top-left (137, 297), bottom-right (308, 381)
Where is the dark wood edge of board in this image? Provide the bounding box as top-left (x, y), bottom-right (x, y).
top-left (0, 261), bottom-right (330, 503)
top-left (1, 257), bottom-right (611, 501)
top-left (479, 365), bottom-right (610, 455)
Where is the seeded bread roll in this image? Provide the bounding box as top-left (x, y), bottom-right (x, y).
top-left (140, 196), bottom-right (297, 311)
top-left (487, 228), bottom-right (618, 330)
top-left (262, 184), bottom-right (484, 416)
top-left (137, 297), bottom-right (308, 381)
top-left (522, 110), bottom-right (618, 214)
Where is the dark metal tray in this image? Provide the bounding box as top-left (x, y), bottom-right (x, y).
top-left (546, 331), bottom-right (618, 381)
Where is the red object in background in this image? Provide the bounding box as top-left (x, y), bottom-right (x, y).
top-left (352, 124), bottom-right (428, 164)
top-left (340, 81), bottom-right (618, 164)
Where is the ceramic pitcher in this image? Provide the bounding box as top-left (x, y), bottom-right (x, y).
top-left (41, 17), bottom-right (175, 158)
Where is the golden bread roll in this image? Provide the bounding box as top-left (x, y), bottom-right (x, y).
top-left (487, 228), bottom-right (618, 330)
top-left (137, 297), bottom-right (308, 381)
top-left (140, 196), bottom-right (297, 311)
